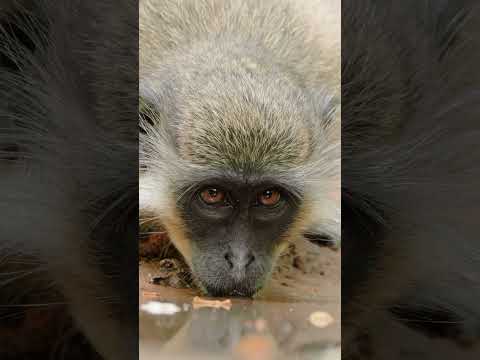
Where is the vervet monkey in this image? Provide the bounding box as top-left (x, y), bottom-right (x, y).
top-left (139, 0), bottom-right (340, 297)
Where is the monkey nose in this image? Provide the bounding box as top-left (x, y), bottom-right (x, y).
top-left (224, 250), bottom-right (255, 271)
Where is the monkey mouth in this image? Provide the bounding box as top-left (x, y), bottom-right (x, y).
top-left (192, 258), bottom-right (269, 298)
top-left (197, 274), bottom-right (262, 298)
top-left (202, 283), bottom-right (257, 298)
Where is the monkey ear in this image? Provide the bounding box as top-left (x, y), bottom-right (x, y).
top-left (308, 199), bottom-right (341, 246)
top-left (305, 175), bottom-right (341, 247)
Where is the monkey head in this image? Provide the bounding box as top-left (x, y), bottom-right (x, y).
top-left (139, 71), bottom-right (340, 297)
top-left (139, 0), bottom-right (340, 297)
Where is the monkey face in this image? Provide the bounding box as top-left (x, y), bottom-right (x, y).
top-left (177, 178), bottom-right (301, 297)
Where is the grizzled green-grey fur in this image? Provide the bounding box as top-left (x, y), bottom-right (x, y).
top-left (140, 0), bottom-right (340, 241)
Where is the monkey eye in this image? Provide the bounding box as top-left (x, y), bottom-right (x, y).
top-left (199, 187), bottom-right (226, 205)
top-left (258, 189), bottom-right (281, 207)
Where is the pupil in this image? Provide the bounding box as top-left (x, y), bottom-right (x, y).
top-left (264, 190), bottom-right (272, 198)
top-left (208, 189), bottom-right (217, 197)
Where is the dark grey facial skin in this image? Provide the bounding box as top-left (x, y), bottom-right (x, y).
top-left (178, 177), bottom-right (300, 297)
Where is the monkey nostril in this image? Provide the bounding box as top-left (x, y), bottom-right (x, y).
top-left (224, 251), bottom-right (255, 270)
top-left (224, 252), bottom-right (234, 269)
top-left (246, 254), bottom-right (255, 268)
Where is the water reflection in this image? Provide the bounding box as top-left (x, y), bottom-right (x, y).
top-left (139, 289), bottom-right (340, 360)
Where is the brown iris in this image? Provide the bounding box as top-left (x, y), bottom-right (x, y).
top-left (200, 188), bottom-right (225, 205)
top-left (258, 189), bottom-right (281, 206)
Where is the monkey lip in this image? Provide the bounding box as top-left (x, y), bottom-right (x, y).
top-left (203, 284), bottom-right (257, 298)
top-left (199, 275), bottom-right (261, 298)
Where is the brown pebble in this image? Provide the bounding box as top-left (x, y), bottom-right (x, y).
top-left (292, 256), bottom-right (306, 272)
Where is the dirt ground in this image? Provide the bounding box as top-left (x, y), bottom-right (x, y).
top-left (139, 237), bottom-right (341, 360)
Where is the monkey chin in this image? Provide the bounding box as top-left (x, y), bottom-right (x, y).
top-left (193, 267), bottom-right (267, 298)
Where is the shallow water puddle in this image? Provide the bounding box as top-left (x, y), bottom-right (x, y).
top-left (139, 239), bottom-right (340, 359)
top-left (139, 287), bottom-right (340, 360)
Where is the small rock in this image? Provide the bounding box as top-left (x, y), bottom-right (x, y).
top-left (309, 311), bottom-right (334, 328)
